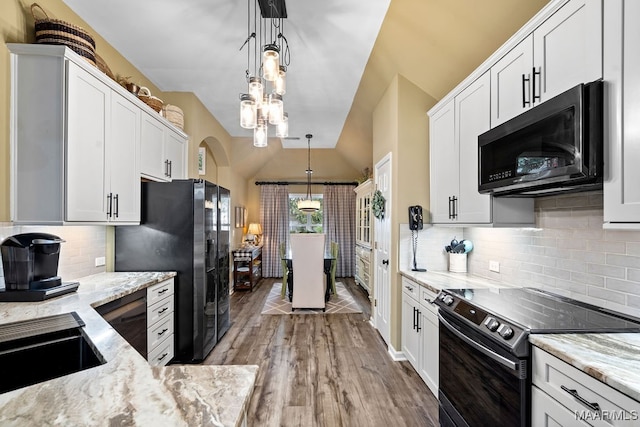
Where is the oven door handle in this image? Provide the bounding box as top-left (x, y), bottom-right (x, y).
top-left (438, 312), bottom-right (518, 371)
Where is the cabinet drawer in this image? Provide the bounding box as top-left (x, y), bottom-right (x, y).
top-left (420, 287), bottom-right (438, 316)
top-left (148, 334), bottom-right (174, 366)
top-left (401, 277), bottom-right (419, 300)
top-left (532, 385), bottom-right (590, 427)
top-left (147, 293), bottom-right (174, 328)
top-left (532, 346), bottom-right (640, 426)
top-left (147, 312), bottom-right (174, 351)
top-left (147, 278), bottom-right (174, 307)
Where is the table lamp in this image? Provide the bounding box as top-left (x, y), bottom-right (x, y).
top-left (247, 223), bottom-right (262, 245)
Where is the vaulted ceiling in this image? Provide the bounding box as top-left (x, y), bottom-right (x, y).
top-left (61, 0), bottom-right (550, 179)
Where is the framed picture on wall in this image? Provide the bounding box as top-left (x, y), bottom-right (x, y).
top-left (198, 147), bottom-right (206, 175)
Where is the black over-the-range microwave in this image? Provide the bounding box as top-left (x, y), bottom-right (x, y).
top-left (478, 79), bottom-right (603, 197)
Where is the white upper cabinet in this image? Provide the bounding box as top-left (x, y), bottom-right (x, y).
top-left (603, 0), bottom-right (640, 227)
top-left (8, 44), bottom-right (156, 224)
top-left (140, 111), bottom-right (187, 182)
top-left (429, 73), bottom-right (534, 226)
top-left (491, 0), bottom-right (602, 127)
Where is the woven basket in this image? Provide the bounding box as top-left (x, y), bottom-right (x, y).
top-left (95, 54), bottom-right (115, 81)
top-left (31, 3), bottom-right (96, 66)
top-left (163, 104), bottom-right (184, 129)
top-left (138, 86), bottom-right (163, 113)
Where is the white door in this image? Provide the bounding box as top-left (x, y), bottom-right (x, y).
top-left (490, 35), bottom-right (534, 126)
top-left (65, 61), bottom-right (108, 222)
top-left (533, 0), bottom-right (602, 103)
top-left (455, 71), bottom-right (491, 223)
top-left (374, 153), bottom-right (391, 345)
top-left (109, 92), bottom-right (140, 222)
top-left (140, 112), bottom-right (166, 181)
top-left (429, 100), bottom-right (457, 224)
top-left (165, 130), bottom-right (186, 180)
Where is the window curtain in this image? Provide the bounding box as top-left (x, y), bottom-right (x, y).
top-left (323, 185), bottom-right (356, 277)
top-left (260, 184), bottom-right (290, 277)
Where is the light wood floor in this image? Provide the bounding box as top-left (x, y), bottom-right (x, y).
top-left (204, 277), bottom-right (439, 427)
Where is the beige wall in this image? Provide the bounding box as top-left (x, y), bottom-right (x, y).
top-left (373, 74), bottom-right (436, 351)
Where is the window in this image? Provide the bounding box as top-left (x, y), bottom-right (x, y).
top-left (289, 193), bottom-right (323, 233)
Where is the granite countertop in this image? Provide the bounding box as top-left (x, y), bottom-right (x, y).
top-left (399, 269), bottom-right (517, 294)
top-left (0, 272), bottom-right (258, 426)
top-left (530, 333), bottom-right (640, 402)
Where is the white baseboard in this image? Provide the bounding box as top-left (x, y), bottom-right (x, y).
top-left (387, 344), bottom-right (406, 361)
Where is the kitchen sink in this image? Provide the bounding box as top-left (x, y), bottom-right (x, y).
top-left (0, 312), bottom-right (105, 394)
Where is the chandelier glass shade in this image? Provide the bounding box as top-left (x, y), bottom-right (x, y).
top-left (297, 134), bottom-right (320, 213)
top-left (239, 0), bottom-right (291, 148)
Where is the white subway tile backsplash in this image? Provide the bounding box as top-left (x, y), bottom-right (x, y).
top-left (410, 191), bottom-right (640, 318)
top-left (0, 224), bottom-right (106, 288)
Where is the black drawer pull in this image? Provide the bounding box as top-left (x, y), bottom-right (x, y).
top-left (158, 352), bottom-right (168, 361)
top-left (158, 328), bottom-right (169, 337)
top-left (561, 385), bottom-right (601, 413)
top-left (158, 288), bottom-right (168, 295)
top-left (158, 307), bottom-right (169, 315)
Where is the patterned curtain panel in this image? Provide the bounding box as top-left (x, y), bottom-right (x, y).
top-left (323, 185), bottom-right (356, 277)
top-left (260, 184), bottom-right (290, 277)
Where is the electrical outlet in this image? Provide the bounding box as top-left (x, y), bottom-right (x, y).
top-left (95, 256), bottom-right (106, 267)
top-left (489, 260), bottom-right (500, 273)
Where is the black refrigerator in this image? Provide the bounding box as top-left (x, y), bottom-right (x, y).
top-left (115, 179), bottom-right (230, 363)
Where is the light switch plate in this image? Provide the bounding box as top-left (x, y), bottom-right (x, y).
top-left (489, 260), bottom-right (500, 273)
top-left (95, 256), bottom-right (106, 267)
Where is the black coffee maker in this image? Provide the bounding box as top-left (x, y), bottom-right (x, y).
top-left (1, 233), bottom-right (79, 301)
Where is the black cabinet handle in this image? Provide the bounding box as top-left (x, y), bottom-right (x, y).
top-left (158, 328), bottom-right (169, 337)
top-left (382, 259), bottom-right (389, 266)
top-left (158, 288), bottom-right (168, 295)
top-left (522, 74), bottom-right (531, 108)
top-left (158, 352), bottom-right (169, 361)
top-left (168, 160), bottom-right (173, 178)
top-left (561, 385), bottom-right (601, 413)
top-left (448, 196), bottom-right (453, 219)
top-left (532, 67), bottom-right (541, 105)
top-left (113, 194), bottom-right (119, 218)
top-left (416, 310), bottom-right (421, 332)
top-left (452, 196), bottom-right (458, 219)
top-left (413, 307), bottom-right (417, 331)
top-left (164, 159), bottom-right (170, 177)
top-left (158, 307), bottom-right (169, 315)
top-left (106, 193), bottom-right (112, 218)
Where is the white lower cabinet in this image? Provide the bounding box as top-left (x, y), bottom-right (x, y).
top-left (532, 346), bottom-right (640, 426)
top-left (401, 277), bottom-right (439, 397)
top-left (147, 278), bottom-right (175, 366)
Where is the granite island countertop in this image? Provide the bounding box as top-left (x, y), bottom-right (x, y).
top-left (530, 333), bottom-right (640, 403)
top-left (0, 272), bottom-right (258, 426)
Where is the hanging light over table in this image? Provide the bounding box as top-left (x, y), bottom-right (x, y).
top-left (298, 134), bottom-right (321, 213)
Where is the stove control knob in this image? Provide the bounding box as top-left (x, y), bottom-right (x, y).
top-left (484, 317), bottom-right (500, 332)
top-left (497, 324), bottom-right (514, 340)
top-left (442, 295), bottom-right (455, 306)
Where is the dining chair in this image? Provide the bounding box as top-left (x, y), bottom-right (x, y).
top-left (290, 233), bottom-right (326, 311)
top-left (279, 242), bottom-right (289, 298)
top-left (330, 241), bottom-right (339, 295)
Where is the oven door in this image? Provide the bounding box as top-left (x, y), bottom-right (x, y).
top-left (438, 311), bottom-right (529, 427)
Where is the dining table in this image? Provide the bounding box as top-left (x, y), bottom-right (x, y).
top-left (282, 251), bottom-right (335, 302)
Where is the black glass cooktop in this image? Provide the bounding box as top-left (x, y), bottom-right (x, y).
top-left (444, 287), bottom-right (640, 333)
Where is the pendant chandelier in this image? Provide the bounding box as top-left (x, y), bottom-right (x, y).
top-left (239, 0), bottom-right (291, 147)
top-left (297, 134), bottom-right (321, 213)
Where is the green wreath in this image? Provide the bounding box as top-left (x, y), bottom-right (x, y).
top-left (372, 190), bottom-right (386, 219)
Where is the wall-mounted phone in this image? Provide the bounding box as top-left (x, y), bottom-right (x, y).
top-left (409, 205), bottom-right (423, 231)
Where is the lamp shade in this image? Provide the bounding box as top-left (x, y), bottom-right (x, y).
top-left (297, 199), bottom-right (321, 213)
top-left (247, 223), bottom-right (262, 235)
top-left (262, 44), bottom-right (280, 82)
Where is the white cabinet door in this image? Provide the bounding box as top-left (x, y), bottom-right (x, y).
top-left (533, 0), bottom-right (602, 103)
top-left (455, 71), bottom-right (491, 223)
top-left (140, 112), bottom-right (167, 181)
top-left (165, 129), bottom-right (186, 180)
top-left (109, 92), bottom-right (140, 222)
top-left (419, 297), bottom-right (438, 398)
top-left (429, 99), bottom-right (457, 223)
top-left (401, 291), bottom-right (420, 368)
top-left (65, 61), bottom-right (108, 222)
top-left (604, 0), bottom-right (640, 226)
top-left (490, 35), bottom-right (534, 127)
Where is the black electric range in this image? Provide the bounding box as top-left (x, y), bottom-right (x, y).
top-left (435, 287), bottom-right (640, 357)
